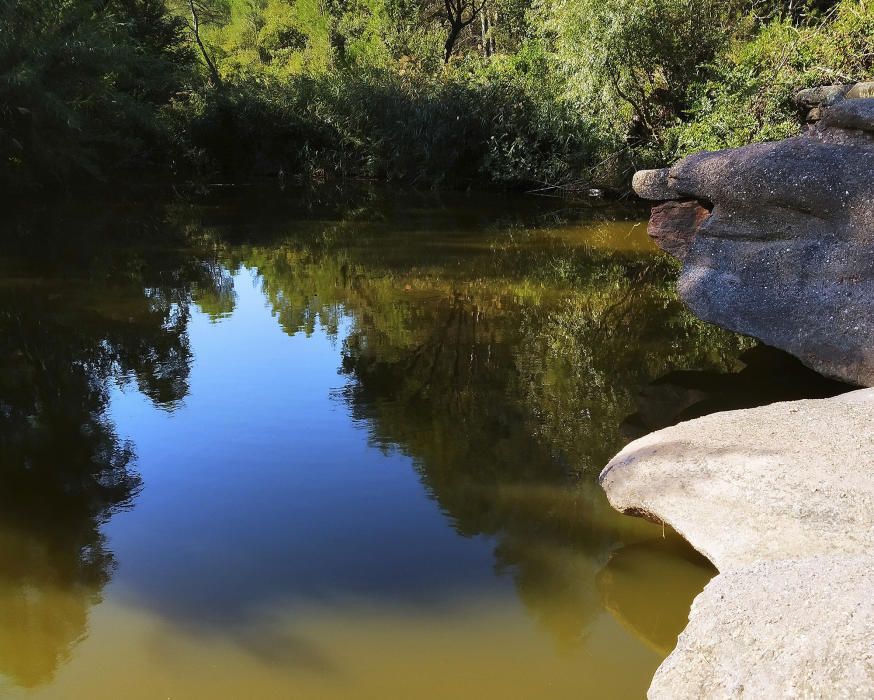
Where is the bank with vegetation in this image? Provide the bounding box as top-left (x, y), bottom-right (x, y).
top-left (2, 0), bottom-right (872, 192)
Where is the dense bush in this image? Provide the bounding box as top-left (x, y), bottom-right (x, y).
top-left (669, 1), bottom-right (874, 154)
top-left (169, 57), bottom-right (595, 186)
top-left (1, 0), bottom-right (871, 192)
top-left (539, 0), bottom-right (873, 173)
top-left (0, 0), bottom-right (192, 187)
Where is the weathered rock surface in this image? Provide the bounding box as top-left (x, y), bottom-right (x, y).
top-left (647, 201), bottom-right (710, 261)
top-left (846, 80), bottom-right (874, 100)
top-left (600, 389), bottom-right (874, 698)
top-left (601, 390), bottom-right (874, 569)
top-left (794, 84), bottom-right (852, 110)
top-left (633, 84), bottom-right (874, 387)
top-left (793, 81), bottom-right (874, 116)
top-left (652, 555), bottom-right (874, 699)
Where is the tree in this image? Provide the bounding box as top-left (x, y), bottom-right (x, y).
top-left (170, 0), bottom-right (231, 86)
top-left (534, 0), bottom-right (732, 160)
top-left (0, 0), bottom-right (192, 188)
top-left (438, 0), bottom-right (489, 62)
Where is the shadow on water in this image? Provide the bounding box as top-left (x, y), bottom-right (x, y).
top-left (0, 187), bottom-right (856, 693)
top-left (623, 344), bottom-right (854, 440)
top-left (597, 537), bottom-right (715, 656)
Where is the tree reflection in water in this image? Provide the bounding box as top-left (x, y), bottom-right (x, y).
top-left (226, 195), bottom-right (747, 647)
top-left (0, 206), bottom-right (232, 687)
top-left (1, 190), bottom-right (837, 689)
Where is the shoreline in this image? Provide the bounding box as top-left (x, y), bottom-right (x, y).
top-left (600, 390), bottom-right (874, 697)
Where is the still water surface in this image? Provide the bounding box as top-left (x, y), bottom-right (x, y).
top-left (0, 190), bottom-right (843, 699)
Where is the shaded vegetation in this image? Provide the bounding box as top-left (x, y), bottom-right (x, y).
top-left (1, 0), bottom-right (871, 191)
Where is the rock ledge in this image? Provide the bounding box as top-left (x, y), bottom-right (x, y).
top-left (633, 83), bottom-right (874, 387)
top-left (600, 389), bottom-right (874, 698)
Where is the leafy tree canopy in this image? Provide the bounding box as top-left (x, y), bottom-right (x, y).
top-left (1, 0), bottom-right (871, 190)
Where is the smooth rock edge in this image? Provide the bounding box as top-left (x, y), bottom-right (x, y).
top-left (600, 389), bottom-right (874, 698)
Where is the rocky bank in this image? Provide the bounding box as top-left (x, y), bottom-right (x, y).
top-left (632, 83), bottom-right (874, 387)
top-left (601, 389), bottom-right (874, 698)
top-left (603, 90), bottom-right (874, 695)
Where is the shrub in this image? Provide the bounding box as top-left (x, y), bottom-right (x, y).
top-left (668, 0), bottom-right (874, 156)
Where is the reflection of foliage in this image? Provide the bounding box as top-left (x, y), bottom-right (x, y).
top-left (0, 292), bottom-right (141, 688)
top-left (515, 258), bottom-right (750, 474)
top-left (194, 263), bottom-right (238, 322)
top-left (0, 207), bottom-right (234, 688)
top-left (0, 293), bottom-right (139, 688)
top-left (234, 212), bottom-right (748, 480)
top-left (221, 201), bottom-right (746, 644)
top-left (0, 193), bottom-right (752, 677)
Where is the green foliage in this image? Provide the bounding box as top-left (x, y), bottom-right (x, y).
top-left (538, 0), bottom-right (872, 173)
top-left (1, 0), bottom-right (871, 191)
top-left (669, 1), bottom-right (874, 154)
top-left (0, 0), bottom-right (193, 187)
top-left (538, 0), bottom-right (727, 131)
top-left (173, 64), bottom-right (594, 186)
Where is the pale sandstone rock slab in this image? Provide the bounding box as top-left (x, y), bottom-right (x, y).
top-left (600, 390), bottom-right (874, 698)
top-left (601, 389), bottom-right (874, 569)
top-left (651, 556), bottom-right (874, 700)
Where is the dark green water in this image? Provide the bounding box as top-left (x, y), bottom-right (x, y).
top-left (0, 189), bottom-right (845, 699)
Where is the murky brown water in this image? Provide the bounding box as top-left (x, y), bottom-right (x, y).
top-left (0, 189), bottom-right (842, 698)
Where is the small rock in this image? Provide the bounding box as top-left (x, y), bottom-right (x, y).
top-left (631, 169), bottom-right (677, 200)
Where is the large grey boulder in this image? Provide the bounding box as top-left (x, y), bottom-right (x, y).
top-left (633, 85), bottom-right (874, 386)
top-left (600, 389), bottom-right (874, 698)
